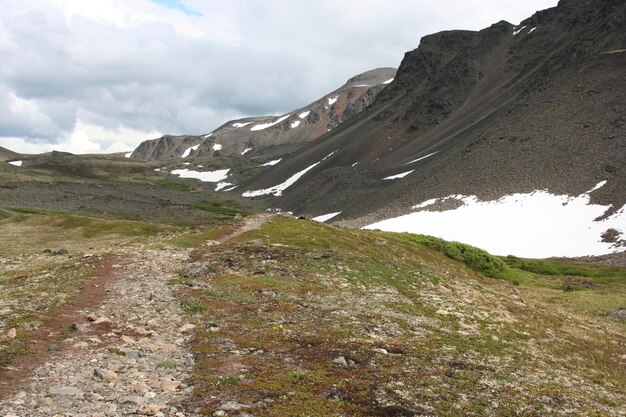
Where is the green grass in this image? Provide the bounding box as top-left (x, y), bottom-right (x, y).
top-left (192, 201), bottom-right (246, 218)
top-left (154, 179), bottom-right (194, 192)
top-left (181, 299), bottom-right (207, 312)
top-left (179, 217), bottom-right (626, 416)
top-left (158, 359), bottom-right (178, 369)
top-left (503, 256), bottom-right (591, 276)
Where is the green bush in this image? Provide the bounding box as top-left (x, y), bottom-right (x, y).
top-left (405, 234), bottom-right (509, 279)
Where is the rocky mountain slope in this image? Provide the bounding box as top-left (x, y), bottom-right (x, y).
top-left (233, 0), bottom-right (626, 257)
top-left (130, 68), bottom-right (396, 161)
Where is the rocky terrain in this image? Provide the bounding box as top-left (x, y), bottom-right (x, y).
top-left (0, 212), bottom-right (624, 416)
top-left (231, 0), bottom-right (625, 236)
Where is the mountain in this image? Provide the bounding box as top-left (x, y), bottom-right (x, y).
top-left (0, 146), bottom-right (19, 161)
top-left (234, 0), bottom-right (626, 257)
top-left (130, 67), bottom-right (396, 161)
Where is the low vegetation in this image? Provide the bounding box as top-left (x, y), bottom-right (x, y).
top-left (171, 216), bottom-right (625, 416)
top-left (1, 184), bottom-right (624, 416)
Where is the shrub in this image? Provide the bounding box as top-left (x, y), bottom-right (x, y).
top-left (405, 234), bottom-right (509, 279)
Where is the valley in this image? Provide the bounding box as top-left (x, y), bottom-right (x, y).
top-left (0, 0), bottom-right (625, 415)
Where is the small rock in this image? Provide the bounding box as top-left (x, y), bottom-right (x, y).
top-left (321, 387), bottom-right (341, 400)
top-left (131, 382), bottom-right (151, 394)
top-left (49, 386), bottom-right (83, 396)
top-left (607, 307), bottom-right (626, 321)
top-left (539, 395), bottom-right (553, 404)
top-left (118, 395), bottom-right (146, 405)
top-left (178, 323), bottom-right (196, 334)
top-left (126, 349), bottom-right (140, 358)
top-left (213, 411), bottom-right (227, 417)
top-left (121, 335), bottom-right (136, 344)
top-left (94, 367), bottom-right (119, 381)
top-left (332, 356), bottom-right (348, 366)
top-left (137, 404), bottom-right (165, 415)
top-left (181, 266), bottom-right (216, 278)
top-left (161, 377), bottom-right (181, 392)
top-left (94, 317), bottom-right (112, 325)
top-left (135, 327), bottom-right (152, 336)
top-left (219, 401), bottom-right (250, 411)
top-left (7, 327), bottom-right (16, 338)
top-left (372, 348), bottom-right (388, 355)
top-left (144, 392), bottom-right (157, 399)
top-left (54, 248), bottom-right (68, 255)
top-left (185, 356), bottom-right (195, 367)
top-left (104, 404), bottom-right (117, 417)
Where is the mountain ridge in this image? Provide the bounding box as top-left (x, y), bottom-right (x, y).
top-left (130, 67), bottom-right (396, 161)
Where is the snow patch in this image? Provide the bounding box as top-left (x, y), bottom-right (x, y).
top-left (291, 120), bottom-right (301, 128)
top-left (8, 160), bottom-right (22, 167)
top-left (384, 170), bottom-right (414, 180)
top-left (513, 26), bottom-right (527, 36)
top-left (352, 162), bottom-right (359, 167)
top-left (223, 186), bottom-right (237, 192)
top-left (124, 152), bottom-right (132, 158)
top-left (183, 162), bottom-right (190, 165)
top-left (364, 181), bottom-right (626, 258)
top-left (241, 148), bottom-right (252, 155)
top-left (243, 151), bottom-right (336, 197)
top-left (212, 143), bottom-right (222, 151)
top-left (404, 151), bottom-right (438, 165)
top-left (262, 158), bottom-right (282, 167)
top-left (203, 133), bottom-right (213, 138)
top-left (250, 115), bottom-right (290, 131)
top-left (528, 27), bottom-right (537, 34)
top-left (170, 168), bottom-right (230, 183)
top-left (382, 78), bottom-right (394, 84)
top-left (215, 181), bottom-right (234, 191)
top-left (353, 84), bottom-right (371, 87)
top-left (312, 212), bottom-right (342, 222)
top-left (298, 111), bottom-right (311, 119)
top-left (181, 144), bottom-right (199, 158)
top-left (328, 96), bottom-right (339, 106)
top-left (232, 122), bottom-right (253, 128)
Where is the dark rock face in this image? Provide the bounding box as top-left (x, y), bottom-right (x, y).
top-left (238, 0), bottom-right (625, 225)
top-left (131, 135), bottom-right (204, 161)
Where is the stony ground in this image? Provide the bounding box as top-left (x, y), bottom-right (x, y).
top-left (0, 248), bottom-right (201, 417)
top-left (0, 214), bottom-right (624, 417)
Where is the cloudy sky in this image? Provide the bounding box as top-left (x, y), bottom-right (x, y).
top-left (0, 0), bottom-right (558, 154)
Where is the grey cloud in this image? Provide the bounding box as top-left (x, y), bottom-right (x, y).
top-left (0, 0), bottom-right (558, 151)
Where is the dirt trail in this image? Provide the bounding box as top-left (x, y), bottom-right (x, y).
top-left (0, 256), bottom-right (122, 401)
top-left (0, 215), bottom-right (270, 417)
top-left (216, 213), bottom-right (273, 244)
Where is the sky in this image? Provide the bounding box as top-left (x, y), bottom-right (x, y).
top-left (0, 0), bottom-right (559, 155)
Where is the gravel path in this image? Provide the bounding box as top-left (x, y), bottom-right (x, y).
top-left (0, 248), bottom-right (201, 417)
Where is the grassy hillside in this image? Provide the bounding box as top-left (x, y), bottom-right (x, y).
top-left (0, 194), bottom-right (623, 416)
top-left (0, 152), bottom-right (252, 225)
top-left (171, 217), bottom-right (625, 416)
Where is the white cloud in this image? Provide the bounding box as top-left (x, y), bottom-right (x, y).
top-left (0, 0), bottom-right (558, 154)
top-left (1, 121), bottom-right (161, 154)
